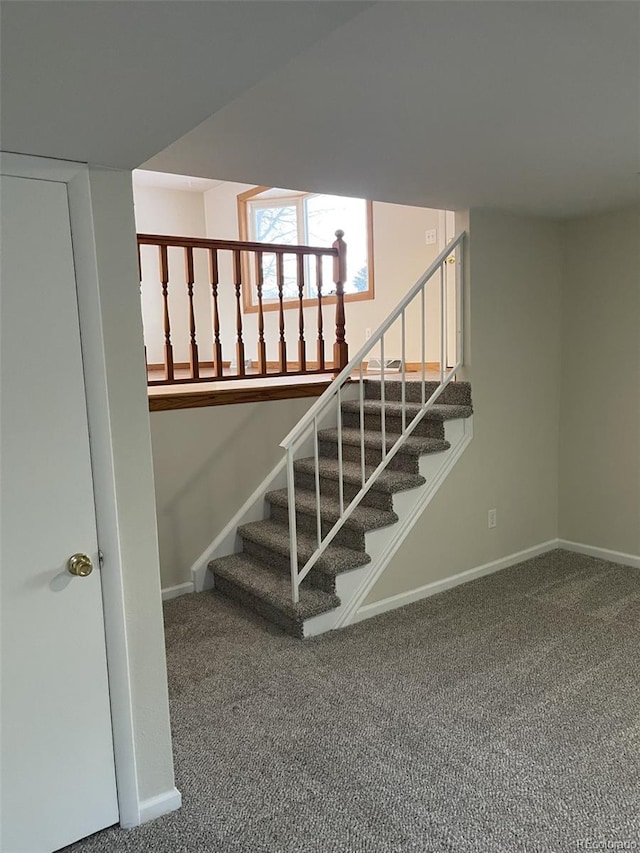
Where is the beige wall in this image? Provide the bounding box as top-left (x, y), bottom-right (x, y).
top-left (150, 398), bottom-right (315, 589)
top-left (558, 207), bottom-right (640, 556)
top-left (367, 209), bottom-right (563, 602)
top-left (134, 179), bottom-right (448, 367)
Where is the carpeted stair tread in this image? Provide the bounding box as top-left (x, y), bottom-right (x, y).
top-left (265, 488), bottom-right (399, 532)
top-left (318, 427), bottom-right (450, 455)
top-left (365, 379), bottom-right (472, 406)
top-left (238, 518), bottom-right (370, 576)
top-left (294, 456), bottom-right (426, 493)
top-left (341, 400), bottom-right (473, 421)
top-left (209, 553), bottom-right (339, 624)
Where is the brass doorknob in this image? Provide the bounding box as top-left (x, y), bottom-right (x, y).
top-left (68, 553), bottom-right (93, 577)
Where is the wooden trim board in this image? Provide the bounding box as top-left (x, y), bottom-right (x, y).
top-left (149, 379), bottom-right (336, 411)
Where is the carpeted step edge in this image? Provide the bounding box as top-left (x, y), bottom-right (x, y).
top-left (294, 456), bottom-right (426, 494)
top-left (265, 488), bottom-right (399, 533)
top-left (318, 428), bottom-right (450, 455)
top-left (341, 400), bottom-right (473, 421)
top-left (238, 519), bottom-right (371, 574)
top-left (209, 553), bottom-right (340, 638)
top-left (364, 379), bottom-right (472, 406)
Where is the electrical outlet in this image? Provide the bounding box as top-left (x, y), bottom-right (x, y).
top-left (425, 228), bottom-right (437, 246)
top-left (488, 509), bottom-right (497, 529)
top-left (365, 328), bottom-right (372, 340)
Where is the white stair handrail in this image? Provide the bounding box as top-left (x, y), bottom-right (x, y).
top-left (280, 231), bottom-right (466, 604)
top-left (280, 231), bottom-right (465, 451)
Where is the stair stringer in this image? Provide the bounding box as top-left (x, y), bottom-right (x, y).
top-left (302, 414), bottom-right (473, 636)
top-left (190, 384), bottom-right (361, 592)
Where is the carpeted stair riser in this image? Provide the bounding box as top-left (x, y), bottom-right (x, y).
top-left (269, 504), bottom-right (366, 551)
top-left (213, 572), bottom-right (306, 638)
top-left (366, 379), bottom-right (472, 406)
top-left (241, 538), bottom-right (336, 593)
top-left (238, 519), bottom-right (371, 577)
top-left (319, 439), bottom-right (421, 474)
top-left (341, 408), bottom-right (445, 440)
top-left (294, 470), bottom-right (394, 512)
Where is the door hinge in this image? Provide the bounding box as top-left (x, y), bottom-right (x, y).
top-left (98, 550), bottom-right (104, 569)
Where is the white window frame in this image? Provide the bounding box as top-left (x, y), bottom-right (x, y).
top-left (238, 186), bottom-right (374, 313)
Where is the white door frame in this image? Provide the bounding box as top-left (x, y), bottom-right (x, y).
top-left (1, 152), bottom-right (145, 827)
top-left (437, 209), bottom-right (458, 368)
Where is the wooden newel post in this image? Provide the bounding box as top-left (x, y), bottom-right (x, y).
top-left (332, 229), bottom-right (348, 371)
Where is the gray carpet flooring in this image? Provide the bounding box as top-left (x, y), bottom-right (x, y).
top-left (65, 549), bottom-right (640, 852)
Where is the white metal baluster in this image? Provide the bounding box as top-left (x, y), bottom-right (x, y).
top-left (440, 263), bottom-right (445, 384)
top-left (359, 361), bottom-right (366, 488)
top-left (337, 384), bottom-right (344, 514)
top-left (313, 416), bottom-right (321, 549)
top-left (286, 447), bottom-right (299, 604)
top-left (456, 243), bottom-right (464, 366)
top-left (401, 308), bottom-right (406, 433)
top-left (443, 257), bottom-right (449, 375)
top-left (380, 335), bottom-right (386, 460)
top-left (421, 285), bottom-right (426, 406)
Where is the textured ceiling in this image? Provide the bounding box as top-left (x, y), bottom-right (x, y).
top-left (2, 2), bottom-right (638, 217)
top-left (144, 2), bottom-right (640, 217)
top-left (0, 1), bottom-right (368, 168)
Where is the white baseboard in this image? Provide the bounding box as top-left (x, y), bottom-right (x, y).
top-left (161, 581), bottom-right (194, 601)
top-left (352, 536), bottom-right (640, 625)
top-left (557, 539), bottom-right (640, 569)
top-left (352, 539), bottom-right (559, 624)
top-left (134, 787), bottom-right (182, 826)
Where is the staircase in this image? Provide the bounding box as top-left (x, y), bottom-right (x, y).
top-left (209, 379), bottom-right (472, 637)
top-left (194, 231), bottom-right (471, 637)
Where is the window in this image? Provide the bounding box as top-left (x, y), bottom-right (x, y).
top-left (238, 186), bottom-right (374, 312)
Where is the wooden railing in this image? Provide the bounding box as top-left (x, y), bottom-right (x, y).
top-left (137, 232), bottom-right (348, 385)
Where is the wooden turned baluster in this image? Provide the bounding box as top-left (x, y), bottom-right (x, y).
top-left (316, 255), bottom-right (325, 371)
top-left (158, 245), bottom-right (174, 382)
top-left (233, 249), bottom-right (246, 376)
top-left (209, 248), bottom-right (224, 378)
top-left (277, 253), bottom-right (287, 373)
top-left (138, 243), bottom-right (148, 374)
top-left (184, 247), bottom-right (199, 379)
top-left (297, 253), bottom-right (306, 372)
top-left (255, 251), bottom-right (267, 375)
top-left (332, 229), bottom-right (348, 371)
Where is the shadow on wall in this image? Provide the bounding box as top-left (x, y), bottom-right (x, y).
top-left (149, 397), bottom-right (316, 590)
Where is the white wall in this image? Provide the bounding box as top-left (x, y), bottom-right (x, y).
top-left (366, 209), bottom-right (563, 603)
top-left (134, 179), bottom-right (448, 368)
top-left (134, 186), bottom-right (210, 365)
top-left (83, 169), bottom-right (177, 810)
top-left (559, 207), bottom-right (640, 557)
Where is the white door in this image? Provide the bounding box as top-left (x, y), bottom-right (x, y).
top-left (0, 175), bottom-right (119, 852)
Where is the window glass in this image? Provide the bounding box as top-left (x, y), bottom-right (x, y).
top-left (250, 203), bottom-right (298, 300)
top-left (304, 195), bottom-right (369, 294)
top-left (245, 189), bottom-right (371, 304)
